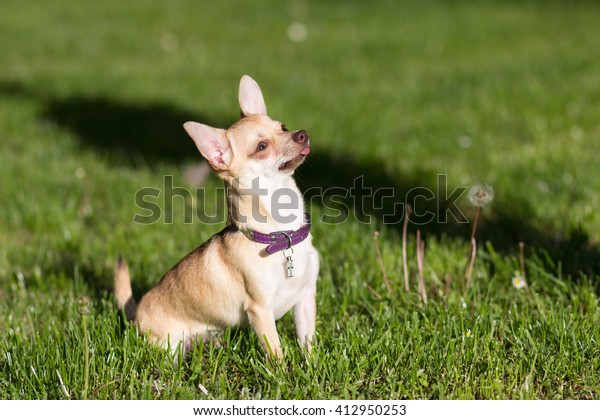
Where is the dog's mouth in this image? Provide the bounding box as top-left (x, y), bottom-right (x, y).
top-left (278, 146), bottom-right (310, 171)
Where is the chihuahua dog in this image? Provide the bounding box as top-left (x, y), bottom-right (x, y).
top-left (115, 75), bottom-right (319, 359)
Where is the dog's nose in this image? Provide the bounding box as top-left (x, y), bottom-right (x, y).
top-left (293, 130), bottom-right (309, 144)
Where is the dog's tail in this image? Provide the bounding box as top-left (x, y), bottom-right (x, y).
top-left (114, 255), bottom-right (137, 322)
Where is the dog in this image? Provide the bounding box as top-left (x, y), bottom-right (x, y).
top-left (114, 75), bottom-right (319, 360)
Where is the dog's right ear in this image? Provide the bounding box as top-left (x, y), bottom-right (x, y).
top-left (183, 122), bottom-right (231, 170)
top-left (239, 75), bottom-right (267, 117)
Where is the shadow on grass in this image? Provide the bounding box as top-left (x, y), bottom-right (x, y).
top-left (0, 80), bottom-right (232, 166)
top-left (41, 97), bottom-right (230, 167)
top-left (2, 80), bottom-right (598, 292)
top-left (297, 152), bottom-right (600, 276)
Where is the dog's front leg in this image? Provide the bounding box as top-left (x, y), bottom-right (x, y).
top-left (247, 304), bottom-right (283, 360)
top-left (293, 284), bottom-right (316, 353)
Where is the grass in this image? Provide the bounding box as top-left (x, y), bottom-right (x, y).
top-left (1, 0), bottom-right (600, 399)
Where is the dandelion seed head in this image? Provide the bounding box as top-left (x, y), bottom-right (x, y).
top-left (570, 125), bottom-right (584, 140)
top-left (160, 32), bottom-right (179, 52)
top-left (75, 167), bottom-right (86, 179)
top-left (537, 181), bottom-right (549, 193)
top-left (78, 296), bottom-right (90, 316)
top-left (287, 22), bottom-right (308, 42)
top-left (468, 184), bottom-right (495, 208)
top-left (458, 135), bottom-right (472, 149)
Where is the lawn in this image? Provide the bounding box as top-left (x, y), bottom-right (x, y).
top-left (1, 0), bottom-right (600, 399)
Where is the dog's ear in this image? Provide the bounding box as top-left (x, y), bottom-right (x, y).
top-left (183, 122), bottom-right (231, 170)
top-left (239, 75), bottom-right (267, 117)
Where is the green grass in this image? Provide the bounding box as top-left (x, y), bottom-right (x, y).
top-left (1, 0), bottom-right (600, 399)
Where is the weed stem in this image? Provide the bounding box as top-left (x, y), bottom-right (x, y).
top-left (402, 206), bottom-right (411, 292)
top-left (373, 231), bottom-right (392, 294)
top-left (417, 230), bottom-right (427, 305)
top-left (465, 238), bottom-right (477, 289)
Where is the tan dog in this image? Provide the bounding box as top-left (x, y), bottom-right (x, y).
top-left (115, 75), bottom-right (319, 359)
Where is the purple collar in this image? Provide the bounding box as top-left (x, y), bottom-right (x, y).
top-left (244, 213), bottom-right (311, 254)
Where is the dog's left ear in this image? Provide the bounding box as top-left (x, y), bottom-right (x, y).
top-left (239, 75), bottom-right (267, 117)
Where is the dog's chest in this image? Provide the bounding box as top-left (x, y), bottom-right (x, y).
top-left (258, 243), bottom-right (317, 319)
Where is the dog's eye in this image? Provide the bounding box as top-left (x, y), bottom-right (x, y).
top-left (256, 141), bottom-right (268, 152)
top-left (281, 124), bottom-right (288, 132)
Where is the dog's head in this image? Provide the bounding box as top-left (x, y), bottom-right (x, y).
top-left (184, 75), bottom-right (310, 181)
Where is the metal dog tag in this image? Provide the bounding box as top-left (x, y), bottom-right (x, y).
top-left (286, 255), bottom-right (294, 278)
top-left (283, 247), bottom-right (294, 278)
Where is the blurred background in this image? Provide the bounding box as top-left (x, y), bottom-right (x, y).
top-left (1, 0), bottom-right (600, 288)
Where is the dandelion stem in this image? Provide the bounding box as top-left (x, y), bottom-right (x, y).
top-left (463, 183), bottom-right (494, 290)
top-left (373, 231), bottom-right (392, 294)
top-left (445, 273), bottom-right (451, 298)
top-left (420, 241), bottom-right (427, 304)
top-left (470, 206), bottom-right (481, 244)
top-left (465, 237), bottom-right (477, 289)
top-left (402, 205), bottom-right (411, 292)
top-left (416, 230), bottom-right (427, 305)
top-left (463, 205), bottom-right (481, 284)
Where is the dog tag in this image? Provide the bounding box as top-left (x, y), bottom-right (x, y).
top-left (286, 255), bottom-right (294, 278)
top-left (283, 247), bottom-right (294, 278)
